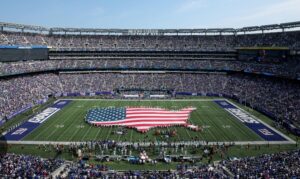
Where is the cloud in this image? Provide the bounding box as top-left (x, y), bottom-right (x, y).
top-left (225, 0), bottom-right (300, 27)
top-left (176, 0), bottom-right (207, 13)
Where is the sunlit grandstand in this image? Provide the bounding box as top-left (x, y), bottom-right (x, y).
top-left (0, 3), bottom-right (300, 178)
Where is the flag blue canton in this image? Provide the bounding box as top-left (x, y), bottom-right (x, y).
top-left (86, 108), bottom-right (126, 122)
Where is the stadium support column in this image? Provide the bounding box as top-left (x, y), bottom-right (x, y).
top-left (0, 26), bottom-right (3, 32)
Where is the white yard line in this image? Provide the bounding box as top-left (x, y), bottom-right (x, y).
top-left (93, 126), bottom-right (103, 140)
top-left (81, 125), bottom-right (92, 141)
top-left (53, 101), bottom-right (89, 141)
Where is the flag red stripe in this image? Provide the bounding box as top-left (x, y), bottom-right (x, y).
top-left (126, 108), bottom-right (195, 111)
top-left (126, 114), bottom-right (190, 118)
top-left (126, 111), bottom-right (190, 116)
top-left (94, 122), bottom-right (187, 127)
top-left (126, 111), bottom-right (192, 114)
top-left (90, 118), bottom-right (188, 125)
top-left (88, 107), bottom-right (195, 132)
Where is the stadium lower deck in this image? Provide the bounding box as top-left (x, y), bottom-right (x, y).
top-left (0, 21), bottom-right (299, 177)
top-left (4, 98), bottom-right (294, 145)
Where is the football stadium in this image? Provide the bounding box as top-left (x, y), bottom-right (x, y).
top-left (0, 0), bottom-right (300, 178)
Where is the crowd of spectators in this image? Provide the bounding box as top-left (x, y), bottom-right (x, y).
top-left (0, 153), bottom-right (64, 178)
top-left (0, 29), bottom-right (299, 131)
top-left (1, 149), bottom-right (299, 178)
top-left (0, 72), bottom-right (299, 128)
top-left (66, 162), bottom-right (109, 178)
top-left (222, 149), bottom-right (300, 178)
top-left (57, 149), bottom-right (300, 178)
top-left (63, 162), bottom-right (227, 178)
top-left (1, 25), bottom-right (300, 178)
top-left (57, 73), bottom-right (300, 125)
top-left (1, 30), bottom-right (300, 50)
top-left (0, 73), bottom-right (61, 120)
top-left (0, 57), bottom-right (299, 79)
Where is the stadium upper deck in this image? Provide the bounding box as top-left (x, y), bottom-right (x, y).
top-left (0, 21), bottom-right (300, 51)
top-left (1, 21), bottom-right (300, 35)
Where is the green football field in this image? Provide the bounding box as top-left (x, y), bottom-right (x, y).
top-left (23, 99), bottom-right (265, 142)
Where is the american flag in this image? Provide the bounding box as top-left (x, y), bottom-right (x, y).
top-left (86, 107), bottom-right (196, 132)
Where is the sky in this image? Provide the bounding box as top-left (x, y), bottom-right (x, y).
top-left (0, 0), bottom-right (299, 29)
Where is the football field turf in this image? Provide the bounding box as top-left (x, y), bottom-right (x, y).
top-left (22, 99), bottom-right (267, 142)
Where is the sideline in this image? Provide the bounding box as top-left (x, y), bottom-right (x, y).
top-left (56, 98), bottom-right (222, 102)
top-left (6, 140), bottom-right (296, 145)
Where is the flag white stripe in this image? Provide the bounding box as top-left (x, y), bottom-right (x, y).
top-left (88, 107), bottom-right (196, 132)
top-left (126, 108), bottom-right (195, 111)
top-left (119, 121), bottom-right (187, 126)
top-left (126, 114), bottom-right (190, 117)
top-left (91, 121), bottom-right (187, 128)
top-left (89, 117), bottom-right (188, 124)
top-left (126, 111), bottom-right (192, 114)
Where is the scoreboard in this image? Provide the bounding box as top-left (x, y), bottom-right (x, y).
top-left (237, 47), bottom-right (289, 62)
top-left (0, 46), bottom-right (49, 62)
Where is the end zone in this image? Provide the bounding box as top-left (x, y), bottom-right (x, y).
top-left (214, 100), bottom-right (295, 144)
top-left (3, 100), bottom-right (71, 141)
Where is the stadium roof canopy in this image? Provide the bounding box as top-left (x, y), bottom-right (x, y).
top-left (0, 21), bottom-right (300, 35)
